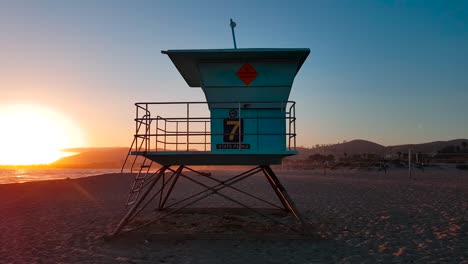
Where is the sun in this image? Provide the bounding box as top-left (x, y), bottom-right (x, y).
top-left (0, 105), bottom-right (85, 165)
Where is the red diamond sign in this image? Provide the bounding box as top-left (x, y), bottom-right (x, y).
top-left (236, 64), bottom-right (258, 85)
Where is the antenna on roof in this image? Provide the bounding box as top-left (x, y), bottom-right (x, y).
top-left (230, 18), bottom-right (237, 49)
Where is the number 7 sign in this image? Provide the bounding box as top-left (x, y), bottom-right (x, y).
top-left (223, 118), bottom-right (244, 142)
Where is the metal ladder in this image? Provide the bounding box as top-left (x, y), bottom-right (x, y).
top-left (121, 113), bottom-right (158, 206)
top-left (125, 157), bottom-right (155, 206)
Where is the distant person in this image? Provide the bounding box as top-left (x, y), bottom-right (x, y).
top-left (379, 160), bottom-right (387, 174)
top-left (323, 161), bottom-right (329, 175)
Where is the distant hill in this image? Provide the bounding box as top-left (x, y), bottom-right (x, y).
top-left (313, 139), bottom-right (386, 155)
top-left (52, 138), bottom-right (468, 168)
top-left (290, 139), bottom-right (385, 160)
top-left (386, 139), bottom-right (468, 154)
top-left (53, 147), bottom-right (203, 169)
top-left (53, 147), bottom-right (128, 168)
top-left (291, 138), bottom-right (468, 160)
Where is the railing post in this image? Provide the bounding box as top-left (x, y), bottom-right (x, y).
top-left (176, 121), bottom-right (179, 151)
top-left (135, 105), bottom-right (138, 152)
top-left (148, 104), bottom-right (151, 152)
top-left (187, 103), bottom-right (190, 151)
top-left (155, 117), bottom-right (159, 151)
top-left (145, 104), bottom-right (149, 152)
top-left (238, 102), bottom-right (241, 149)
top-left (288, 103), bottom-right (291, 151)
top-left (281, 101), bottom-right (284, 151)
top-left (293, 103), bottom-right (296, 150)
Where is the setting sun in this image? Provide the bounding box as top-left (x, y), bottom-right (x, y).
top-left (0, 105), bottom-right (85, 165)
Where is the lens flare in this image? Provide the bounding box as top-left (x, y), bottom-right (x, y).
top-left (0, 104), bottom-right (85, 165)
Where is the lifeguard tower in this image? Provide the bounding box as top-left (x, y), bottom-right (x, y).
top-left (111, 28), bottom-right (310, 236)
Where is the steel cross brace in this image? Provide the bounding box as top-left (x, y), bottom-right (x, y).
top-left (165, 166), bottom-right (283, 210)
top-left (110, 165), bottom-right (306, 236)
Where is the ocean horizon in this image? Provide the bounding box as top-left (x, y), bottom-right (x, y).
top-left (0, 168), bottom-right (121, 184)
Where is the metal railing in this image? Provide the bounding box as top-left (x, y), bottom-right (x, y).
top-left (129, 101), bottom-right (297, 153)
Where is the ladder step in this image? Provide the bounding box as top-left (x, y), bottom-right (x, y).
top-left (125, 193), bottom-right (139, 205)
top-left (131, 187), bottom-right (142, 193)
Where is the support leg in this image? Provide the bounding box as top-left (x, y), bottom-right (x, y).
top-left (110, 165), bottom-right (307, 236)
top-left (159, 165), bottom-right (183, 209)
top-left (263, 166), bottom-right (306, 225)
top-left (261, 166), bottom-right (290, 211)
top-left (110, 166), bottom-right (169, 237)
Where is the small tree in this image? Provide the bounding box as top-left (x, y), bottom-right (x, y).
top-left (308, 154), bottom-right (326, 162)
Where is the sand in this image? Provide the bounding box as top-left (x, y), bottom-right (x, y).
top-left (0, 168), bottom-right (466, 263)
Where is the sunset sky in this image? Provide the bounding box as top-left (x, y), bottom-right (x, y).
top-left (1, 0), bottom-right (467, 156)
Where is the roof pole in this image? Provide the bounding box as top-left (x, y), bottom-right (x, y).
top-left (230, 19), bottom-right (237, 49)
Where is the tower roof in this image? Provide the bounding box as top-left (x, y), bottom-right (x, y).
top-left (161, 48), bottom-right (310, 87)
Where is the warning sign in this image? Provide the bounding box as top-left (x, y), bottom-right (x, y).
top-left (236, 64), bottom-right (258, 85)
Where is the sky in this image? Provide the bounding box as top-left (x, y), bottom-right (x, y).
top-left (0, 0), bottom-right (467, 148)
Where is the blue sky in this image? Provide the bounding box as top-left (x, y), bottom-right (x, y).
top-left (0, 0), bottom-right (467, 147)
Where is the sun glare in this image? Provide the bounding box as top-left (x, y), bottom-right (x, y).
top-left (0, 105), bottom-right (85, 165)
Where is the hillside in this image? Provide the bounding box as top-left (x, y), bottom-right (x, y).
top-left (386, 139), bottom-right (468, 154)
top-left (53, 147), bottom-right (128, 168)
top-left (291, 139), bottom-right (468, 160)
top-left (314, 139), bottom-right (385, 155)
top-left (290, 139), bottom-right (385, 160)
top-left (52, 138), bottom-right (468, 168)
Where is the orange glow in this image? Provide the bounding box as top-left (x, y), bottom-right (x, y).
top-left (0, 105), bottom-right (85, 165)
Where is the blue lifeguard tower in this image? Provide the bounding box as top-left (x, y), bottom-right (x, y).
top-left (111, 42), bottom-right (310, 236)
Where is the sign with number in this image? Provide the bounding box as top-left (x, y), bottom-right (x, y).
top-left (223, 118), bottom-right (243, 142)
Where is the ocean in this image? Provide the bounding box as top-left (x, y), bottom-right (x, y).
top-left (0, 168), bottom-right (121, 184)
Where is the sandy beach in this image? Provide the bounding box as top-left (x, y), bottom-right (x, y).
top-left (0, 168), bottom-right (466, 263)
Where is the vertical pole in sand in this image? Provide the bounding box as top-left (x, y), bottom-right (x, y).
top-left (408, 149), bottom-right (412, 179)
